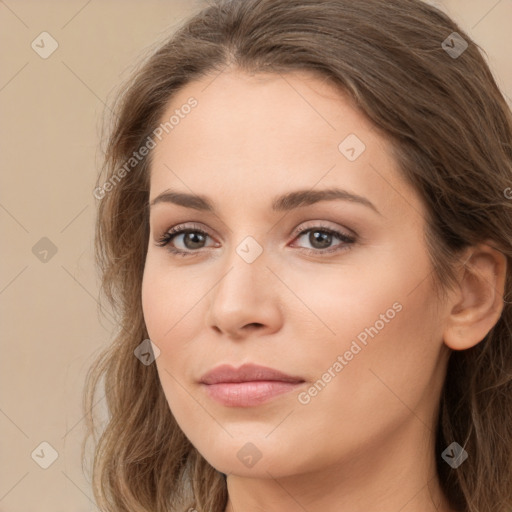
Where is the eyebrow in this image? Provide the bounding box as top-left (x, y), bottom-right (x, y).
top-left (149, 188), bottom-right (381, 216)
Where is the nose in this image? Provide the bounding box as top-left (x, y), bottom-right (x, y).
top-left (205, 245), bottom-right (284, 340)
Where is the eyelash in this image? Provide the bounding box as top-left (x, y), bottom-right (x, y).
top-left (155, 222), bottom-right (356, 258)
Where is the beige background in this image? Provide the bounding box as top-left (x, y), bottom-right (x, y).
top-left (1, 1), bottom-right (511, 510)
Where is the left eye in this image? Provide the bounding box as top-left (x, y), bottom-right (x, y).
top-left (292, 227), bottom-right (356, 253)
top-left (155, 225), bottom-right (356, 257)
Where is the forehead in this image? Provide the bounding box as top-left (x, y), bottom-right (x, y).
top-left (148, 69), bottom-right (423, 220)
top-left (153, 69), bottom-right (372, 158)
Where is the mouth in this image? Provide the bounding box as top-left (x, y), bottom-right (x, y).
top-left (199, 363), bottom-right (306, 407)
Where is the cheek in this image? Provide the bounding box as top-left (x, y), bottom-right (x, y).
top-left (141, 268), bottom-right (166, 345)
top-left (141, 259), bottom-right (205, 424)
top-left (141, 255), bottom-right (214, 410)
top-left (286, 281), bottom-right (442, 472)
top-left (281, 256), bottom-right (410, 360)
top-left (307, 264), bottom-right (442, 430)
top-left (141, 255), bottom-right (203, 345)
top-left (292, 244), bottom-right (442, 401)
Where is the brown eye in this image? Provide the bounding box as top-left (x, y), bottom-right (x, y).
top-left (292, 226), bottom-right (356, 256)
top-left (307, 230), bottom-right (333, 249)
top-left (178, 231), bottom-right (208, 250)
top-left (156, 225), bottom-right (215, 256)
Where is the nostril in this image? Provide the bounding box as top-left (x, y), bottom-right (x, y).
top-left (246, 323), bottom-right (263, 329)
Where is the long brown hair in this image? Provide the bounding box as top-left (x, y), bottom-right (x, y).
top-left (83, 0), bottom-right (512, 510)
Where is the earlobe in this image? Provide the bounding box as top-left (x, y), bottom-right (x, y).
top-left (443, 241), bottom-right (507, 351)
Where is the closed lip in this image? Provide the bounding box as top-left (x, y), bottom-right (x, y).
top-left (199, 363), bottom-right (305, 385)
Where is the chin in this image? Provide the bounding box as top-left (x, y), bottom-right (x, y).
top-left (192, 433), bottom-right (308, 479)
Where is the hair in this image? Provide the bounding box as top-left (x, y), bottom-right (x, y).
top-left (82, 0), bottom-right (512, 510)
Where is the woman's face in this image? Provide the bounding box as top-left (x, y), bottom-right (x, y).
top-left (142, 70), bottom-right (451, 479)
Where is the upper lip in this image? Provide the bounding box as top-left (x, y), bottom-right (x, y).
top-left (199, 363), bottom-right (305, 385)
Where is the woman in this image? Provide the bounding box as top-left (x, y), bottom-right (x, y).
top-left (83, 0), bottom-right (512, 511)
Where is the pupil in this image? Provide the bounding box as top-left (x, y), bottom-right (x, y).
top-left (310, 230), bottom-right (331, 249)
top-left (185, 232), bottom-right (205, 249)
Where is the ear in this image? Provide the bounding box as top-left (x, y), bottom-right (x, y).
top-left (443, 241), bottom-right (507, 351)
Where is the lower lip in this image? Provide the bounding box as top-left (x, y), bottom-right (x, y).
top-left (201, 380), bottom-right (304, 407)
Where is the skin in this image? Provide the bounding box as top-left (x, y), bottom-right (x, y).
top-left (141, 69), bottom-right (506, 512)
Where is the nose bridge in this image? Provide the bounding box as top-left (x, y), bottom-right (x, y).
top-left (206, 233), bottom-right (282, 335)
top-left (214, 234), bottom-right (269, 305)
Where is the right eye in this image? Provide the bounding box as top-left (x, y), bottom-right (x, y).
top-left (156, 224), bottom-right (218, 256)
